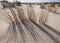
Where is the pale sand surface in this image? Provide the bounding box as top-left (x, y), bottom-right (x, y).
top-left (0, 3), bottom-right (60, 43)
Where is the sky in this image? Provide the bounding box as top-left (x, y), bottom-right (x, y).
top-left (0, 0), bottom-right (60, 2)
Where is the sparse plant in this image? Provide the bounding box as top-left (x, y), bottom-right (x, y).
top-left (40, 3), bottom-right (45, 9)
